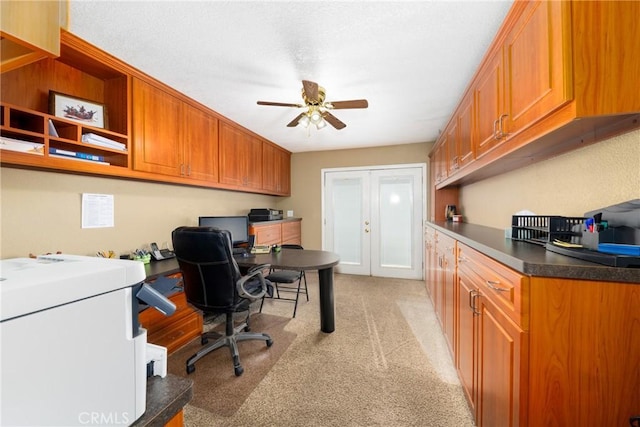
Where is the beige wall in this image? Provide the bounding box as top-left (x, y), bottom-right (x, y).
top-left (280, 142), bottom-right (431, 250)
top-left (3, 129), bottom-right (635, 259)
top-left (0, 170), bottom-right (276, 258)
top-left (459, 128), bottom-right (640, 230)
top-left (0, 142), bottom-right (429, 258)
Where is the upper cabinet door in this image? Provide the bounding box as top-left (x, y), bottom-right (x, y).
top-left (132, 78), bottom-right (183, 176)
top-left (219, 122), bottom-right (263, 189)
top-left (182, 103), bottom-right (219, 183)
top-left (475, 49), bottom-right (505, 158)
top-left (503, 0), bottom-right (572, 137)
top-left (262, 143), bottom-right (291, 195)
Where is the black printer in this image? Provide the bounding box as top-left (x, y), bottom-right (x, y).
top-left (249, 208), bottom-right (283, 221)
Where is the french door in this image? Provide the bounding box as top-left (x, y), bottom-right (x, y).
top-left (323, 165), bottom-right (425, 279)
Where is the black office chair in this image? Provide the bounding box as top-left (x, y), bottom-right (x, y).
top-left (260, 244), bottom-right (308, 318)
top-left (171, 226), bottom-right (273, 376)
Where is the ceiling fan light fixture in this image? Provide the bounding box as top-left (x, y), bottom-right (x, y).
top-left (298, 114), bottom-right (310, 128)
top-left (316, 119), bottom-right (327, 130)
top-left (309, 109), bottom-right (323, 124)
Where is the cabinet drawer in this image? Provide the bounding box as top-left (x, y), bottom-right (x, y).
top-left (437, 232), bottom-right (457, 260)
top-left (147, 310), bottom-right (203, 354)
top-left (458, 243), bottom-right (529, 329)
top-left (139, 290), bottom-right (189, 333)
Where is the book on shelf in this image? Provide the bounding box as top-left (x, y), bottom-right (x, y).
top-left (48, 154), bottom-right (110, 165)
top-left (0, 136), bottom-right (44, 155)
top-left (49, 147), bottom-right (105, 162)
top-left (81, 133), bottom-right (126, 151)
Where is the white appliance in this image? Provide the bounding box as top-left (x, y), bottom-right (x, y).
top-left (0, 255), bottom-right (150, 426)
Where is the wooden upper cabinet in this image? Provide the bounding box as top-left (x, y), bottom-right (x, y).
top-left (571, 0), bottom-right (640, 116)
top-left (503, 0), bottom-right (572, 137)
top-left (445, 120), bottom-right (459, 176)
top-left (182, 103), bottom-right (218, 183)
top-left (262, 142), bottom-right (291, 195)
top-left (476, 0), bottom-right (571, 155)
top-left (1, 0), bottom-right (63, 73)
top-left (219, 122), bottom-right (262, 189)
top-left (429, 0), bottom-right (640, 189)
top-left (432, 141), bottom-right (447, 183)
top-left (132, 78), bottom-right (219, 181)
top-left (132, 78), bottom-right (183, 176)
top-left (474, 48), bottom-right (505, 158)
top-left (457, 94), bottom-right (474, 169)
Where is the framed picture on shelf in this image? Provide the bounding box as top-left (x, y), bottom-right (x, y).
top-left (49, 91), bottom-right (108, 129)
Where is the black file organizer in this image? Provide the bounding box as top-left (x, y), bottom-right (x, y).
top-left (511, 215), bottom-right (585, 246)
top-left (512, 215), bottom-right (640, 267)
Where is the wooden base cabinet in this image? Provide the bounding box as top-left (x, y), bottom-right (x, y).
top-left (426, 226), bottom-right (457, 357)
top-left (456, 242), bottom-right (528, 427)
top-left (249, 219), bottom-right (302, 246)
top-left (528, 277), bottom-right (640, 426)
top-left (439, 236), bottom-right (639, 426)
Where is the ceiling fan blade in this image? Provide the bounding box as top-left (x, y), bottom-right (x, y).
top-left (323, 112), bottom-right (346, 130)
top-left (257, 101), bottom-right (303, 108)
top-left (302, 80), bottom-right (319, 103)
top-left (287, 112), bottom-right (305, 127)
top-left (326, 99), bottom-right (369, 109)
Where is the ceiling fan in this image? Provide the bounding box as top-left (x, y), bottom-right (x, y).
top-left (257, 80), bottom-right (368, 130)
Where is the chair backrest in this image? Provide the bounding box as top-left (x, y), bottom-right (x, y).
top-left (171, 226), bottom-right (242, 312)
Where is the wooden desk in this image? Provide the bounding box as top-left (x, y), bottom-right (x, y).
top-left (149, 249), bottom-right (341, 333)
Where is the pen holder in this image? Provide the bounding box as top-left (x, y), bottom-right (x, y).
top-left (580, 228), bottom-right (617, 250)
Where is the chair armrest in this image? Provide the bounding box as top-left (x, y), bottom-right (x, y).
top-left (237, 264), bottom-right (271, 300)
top-left (247, 263), bottom-right (270, 275)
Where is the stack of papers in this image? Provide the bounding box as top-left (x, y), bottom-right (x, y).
top-left (82, 133), bottom-right (127, 151)
top-left (0, 136), bottom-right (44, 155)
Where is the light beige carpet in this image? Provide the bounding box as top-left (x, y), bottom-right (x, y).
top-left (167, 313), bottom-right (296, 417)
top-left (180, 274), bottom-right (474, 427)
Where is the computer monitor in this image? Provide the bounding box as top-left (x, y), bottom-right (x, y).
top-left (198, 216), bottom-right (250, 246)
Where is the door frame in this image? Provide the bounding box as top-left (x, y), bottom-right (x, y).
top-left (321, 163), bottom-right (428, 278)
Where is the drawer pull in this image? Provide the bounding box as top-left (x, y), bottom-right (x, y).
top-left (486, 280), bottom-right (509, 292)
top-left (470, 290), bottom-right (481, 316)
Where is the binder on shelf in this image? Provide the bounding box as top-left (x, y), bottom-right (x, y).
top-left (49, 154), bottom-right (110, 165)
top-left (0, 136), bottom-right (44, 155)
top-left (49, 147), bottom-right (105, 162)
top-left (82, 133), bottom-right (126, 151)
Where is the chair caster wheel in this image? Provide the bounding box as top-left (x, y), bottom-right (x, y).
top-left (201, 337), bottom-right (209, 345)
top-left (234, 366), bottom-right (244, 376)
top-left (186, 364), bottom-right (195, 374)
top-left (244, 326), bottom-right (251, 332)
top-left (266, 339), bottom-right (273, 347)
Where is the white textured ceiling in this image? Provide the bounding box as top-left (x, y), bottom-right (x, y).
top-left (68, 0), bottom-right (513, 153)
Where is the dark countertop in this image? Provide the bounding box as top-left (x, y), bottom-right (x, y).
top-left (249, 217), bottom-right (301, 225)
top-left (132, 374), bottom-right (193, 427)
top-left (429, 221), bottom-right (640, 284)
